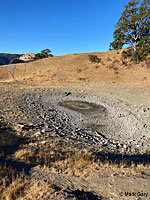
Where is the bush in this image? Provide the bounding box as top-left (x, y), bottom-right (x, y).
top-left (121, 49), bottom-right (134, 59)
top-left (11, 59), bottom-right (24, 64)
top-left (122, 46), bottom-right (150, 63)
top-left (34, 53), bottom-right (47, 60)
top-left (132, 42), bottom-right (150, 63)
top-left (88, 55), bottom-right (101, 63)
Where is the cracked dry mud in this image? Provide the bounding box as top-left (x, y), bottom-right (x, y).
top-left (13, 88), bottom-right (150, 153)
top-left (0, 86), bottom-right (150, 200)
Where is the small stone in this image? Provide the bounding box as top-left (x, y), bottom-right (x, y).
top-left (119, 113), bottom-right (125, 118)
top-left (17, 123), bottom-right (25, 128)
top-left (34, 131), bottom-right (41, 137)
top-left (64, 92), bottom-right (72, 96)
top-left (143, 108), bottom-right (150, 112)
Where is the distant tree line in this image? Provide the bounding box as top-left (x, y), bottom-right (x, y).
top-left (11, 49), bottom-right (53, 64)
top-left (34, 49), bottom-right (53, 60)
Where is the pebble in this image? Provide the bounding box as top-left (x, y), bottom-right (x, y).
top-left (34, 131), bottom-right (41, 137)
top-left (17, 123), bottom-right (25, 128)
top-left (41, 141), bottom-right (46, 144)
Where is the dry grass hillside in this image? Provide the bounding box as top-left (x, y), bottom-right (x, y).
top-left (0, 50), bottom-right (150, 87)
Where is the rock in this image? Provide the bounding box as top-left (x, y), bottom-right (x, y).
top-left (34, 131), bottom-right (41, 137)
top-left (17, 123), bottom-right (25, 128)
top-left (119, 113), bottom-right (125, 118)
top-left (64, 92), bottom-right (72, 96)
top-left (41, 129), bottom-right (46, 133)
top-left (143, 108), bottom-right (150, 112)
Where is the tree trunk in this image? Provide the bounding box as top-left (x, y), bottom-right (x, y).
top-left (133, 38), bottom-right (140, 63)
top-left (134, 41), bottom-right (137, 52)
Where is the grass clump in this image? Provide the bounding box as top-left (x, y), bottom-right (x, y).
top-left (0, 165), bottom-right (28, 200)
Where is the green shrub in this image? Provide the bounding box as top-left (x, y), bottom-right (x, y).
top-left (121, 49), bottom-right (133, 59)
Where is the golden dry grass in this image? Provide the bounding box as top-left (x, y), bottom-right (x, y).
top-left (18, 180), bottom-right (58, 200)
top-left (0, 164), bottom-right (27, 200)
top-left (2, 177), bottom-right (28, 200)
top-left (14, 146), bottom-right (150, 179)
top-left (0, 49), bottom-right (150, 89)
top-left (0, 165), bottom-right (57, 200)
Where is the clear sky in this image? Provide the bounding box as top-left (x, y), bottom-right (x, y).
top-left (0, 0), bottom-right (130, 55)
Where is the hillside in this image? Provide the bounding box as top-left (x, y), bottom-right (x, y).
top-left (0, 53), bottom-right (21, 66)
top-left (0, 49), bottom-right (150, 91)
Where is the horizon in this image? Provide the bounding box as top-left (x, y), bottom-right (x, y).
top-left (1, 0), bottom-right (130, 56)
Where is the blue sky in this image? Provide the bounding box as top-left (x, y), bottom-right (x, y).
top-left (0, 0), bottom-right (130, 55)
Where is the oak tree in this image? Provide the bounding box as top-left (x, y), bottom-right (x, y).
top-left (110, 0), bottom-right (150, 62)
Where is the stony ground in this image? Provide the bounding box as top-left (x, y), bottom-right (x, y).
top-left (2, 87), bottom-right (150, 153)
top-left (0, 85), bottom-right (150, 200)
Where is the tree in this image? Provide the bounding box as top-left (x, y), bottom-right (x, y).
top-left (41, 49), bottom-right (52, 57)
top-left (34, 49), bottom-right (53, 60)
top-left (34, 53), bottom-right (47, 60)
top-left (110, 0), bottom-right (150, 62)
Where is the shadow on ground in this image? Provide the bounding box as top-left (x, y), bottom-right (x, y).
top-left (0, 119), bottom-right (150, 175)
top-left (94, 151), bottom-right (150, 166)
top-left (68, 189), bottom-right (102, 200)
top-left (0, 120), bottom-right (34, 174)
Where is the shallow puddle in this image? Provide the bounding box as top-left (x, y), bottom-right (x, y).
top-left (59, 101), bottom-right (107, 115)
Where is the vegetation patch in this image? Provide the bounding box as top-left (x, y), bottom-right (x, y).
top-left (110, 0), bottom-right (150, 63)
top-left (34, 49), bottom-right (53, 60)
top-left (88, 55), bottom-right (101, 63)
top-left (0, 164), bottom-right (28, 200)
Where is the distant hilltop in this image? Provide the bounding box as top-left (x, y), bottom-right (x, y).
top-left (0, 53), bottom-right (21, 66)
top-left (0, 53), bottom-right (36, 66)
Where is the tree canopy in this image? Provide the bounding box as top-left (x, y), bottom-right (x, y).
top-left (110, 0), bottom-right (150, 62)
top-left (34, 49), bottom-right (53, 60)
